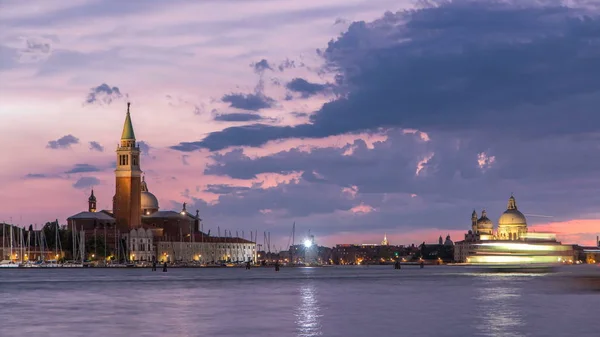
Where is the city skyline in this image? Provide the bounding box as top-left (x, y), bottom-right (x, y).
top-left (1, 0), bottom-right (600, 247)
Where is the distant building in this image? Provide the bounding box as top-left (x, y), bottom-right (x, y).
top-left (454, 195), bottom-right (529, 262)
top-left (381, 233), bottom-right (389, 246)
top-left (331, 237), bottom-right (409, 265)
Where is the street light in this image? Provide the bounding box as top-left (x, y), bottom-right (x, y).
top-left (304, 239), bottom-right (312, 248)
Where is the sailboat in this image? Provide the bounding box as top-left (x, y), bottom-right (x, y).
top-left (0, 224), bottom-right (20, 268)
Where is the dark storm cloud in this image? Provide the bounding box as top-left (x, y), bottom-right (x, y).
top-left (173, 0), bottom-right (600, 151)
top-left (202, 126), bottom-right (600, 224)
top-left (47, 134), bottom-right (79, 149)
top-left (89, 141), bottom-right (104, 152)
top-left (251, 59), bottom-right (273, 74)
top-left (221, 92), bottom-right (275, 111)
top-left (85, 83), bottom-right (126, 105)
top-left (72, 176), bottom-right (100, 189)
top-left (214, 112), bottom-right (264, 122)
top-left (171, 124), bottom-right (305, 152)
top-left (65, 164), bottom-right (102, 174)
top-left (286, 78), bottom-right (330, 98)
top-left (194, 178), bottom-right (358, 218)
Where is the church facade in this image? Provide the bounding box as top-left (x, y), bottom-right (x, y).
top-left (454, 195), bottom-right (528, 262)
top-left (67, 103), bottom-right (256, 263)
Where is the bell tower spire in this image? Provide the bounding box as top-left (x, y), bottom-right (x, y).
top-left (88, 189), bottom-right (97, 212)
top-left (113, 102), bottom-right (142, 231)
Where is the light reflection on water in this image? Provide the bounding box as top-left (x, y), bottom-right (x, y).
top-left (476, 285), bottom-right (525, 337)
top-left (0, 266), bottom-right (597, 337)
top-left (296, 283), bottom-right (322, 336)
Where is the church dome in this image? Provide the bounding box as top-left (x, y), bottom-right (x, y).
top-left (498, 195), bottom-right (527, 226)
top-left (140, 176), bottom-right (159, 213)
top-left (141, 191), bottom-right (159, 210)
top-left (476, 210), bottom-right (494, 229)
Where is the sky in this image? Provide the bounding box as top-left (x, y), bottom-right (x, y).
top-left (1, 0), bottom-right (599, 248)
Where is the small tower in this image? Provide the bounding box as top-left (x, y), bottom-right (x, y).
top-left (88, 189), bottom-right (97, 212)
top-left (471, 210), bottom-right (478, 233)
top-left (507, 194), bottom-right (517, 210)
top-left (381, 233), bottom-right (389, 246)
top-left (438, 235), bottom-right (443, 245)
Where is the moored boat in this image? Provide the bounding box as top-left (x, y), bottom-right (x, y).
top-left (0, 260), bottom-right (20, 268)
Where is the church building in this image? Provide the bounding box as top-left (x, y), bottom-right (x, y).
top-left (67, 103), bottom-right (255, 263)
top-left (454, 195), bottom-right (529, 262)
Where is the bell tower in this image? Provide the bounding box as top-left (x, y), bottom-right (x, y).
top-left (113, 102), bottom-right (142, 231)
top-left (88, 189), bottom-right (97, 212)
top-left (471, 210), bottom-right (478, 233)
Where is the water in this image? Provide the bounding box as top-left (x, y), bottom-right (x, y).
top-left (1, 266), bottom-right (598, 337)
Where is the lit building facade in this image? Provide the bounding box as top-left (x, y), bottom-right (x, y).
top-left (454, 195), bottom-right (529, 262)
top-left (156, 234), bottom-right (256, 263)
top-left (127, 228), bottom-right (154, 262)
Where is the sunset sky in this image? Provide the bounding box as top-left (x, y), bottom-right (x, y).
top-left (1, 0), bottom-right (599, 248)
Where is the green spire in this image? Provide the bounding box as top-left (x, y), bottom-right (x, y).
top-left (121, 102), bottom-right (136, 140)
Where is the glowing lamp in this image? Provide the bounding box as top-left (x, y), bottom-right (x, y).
top-left (304, 239), bottom-right (312, 248)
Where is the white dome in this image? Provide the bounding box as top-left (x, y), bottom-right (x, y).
top-left (498, 209), bottom-right (527, 226)
top-left (141, 191), bottom-right (159, 210)
top-left (498, 195), bottom-right (527, 227)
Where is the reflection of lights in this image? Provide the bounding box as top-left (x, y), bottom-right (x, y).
top-left (475, 287), bottom-right (523, 336)
top-left (295, 284), bottom-right (322, 336)
top-left (304, 239), bottom-right (312, 248)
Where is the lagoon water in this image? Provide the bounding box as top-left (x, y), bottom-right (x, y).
top-left (0, 266), bottom-right (598, 337)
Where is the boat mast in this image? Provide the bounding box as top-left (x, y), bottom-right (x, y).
top-left (55, 220), bottom-right (58, 260)
top-left (291, 222), bottom-right (295, 264)
top-left (72, 220), bottom-right (76, 262)
top-left (80, 230), bottom-right (85, 264)
top-left (27, 229), bottom-right (31, 263)
top-left (9, 224), bottom-right (13, 261)
top-left (20, 227), bottom-right (24, 263)
top-left (2, 222), bottom-right (4, 260)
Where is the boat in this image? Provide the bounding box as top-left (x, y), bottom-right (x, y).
top-left (0, 260), bottom-right (20, 268)
top-left (466, 235), bottom-right (572, 273)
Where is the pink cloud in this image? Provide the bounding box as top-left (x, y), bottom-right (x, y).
top-left (349, 203), bottom-right (376, 214)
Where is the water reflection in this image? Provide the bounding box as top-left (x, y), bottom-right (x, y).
top-left (475, 284), bottom-right (525, 337)
top-left (295, 283), bottom-right (322, 337)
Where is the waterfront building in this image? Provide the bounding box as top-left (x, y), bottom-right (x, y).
top-left (127, 227), bottom-right (154, 262)
top-left (156, 233), bottom-right (255, 263)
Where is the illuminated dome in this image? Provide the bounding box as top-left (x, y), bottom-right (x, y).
top-left (140, 176), bottom-right (159, 214)
top-left (497, 195), bottom-right (527, 240)
top-left (498, 196), bottom-right (527, 226)
top-left (476, 210), bottom-right (493, 229)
